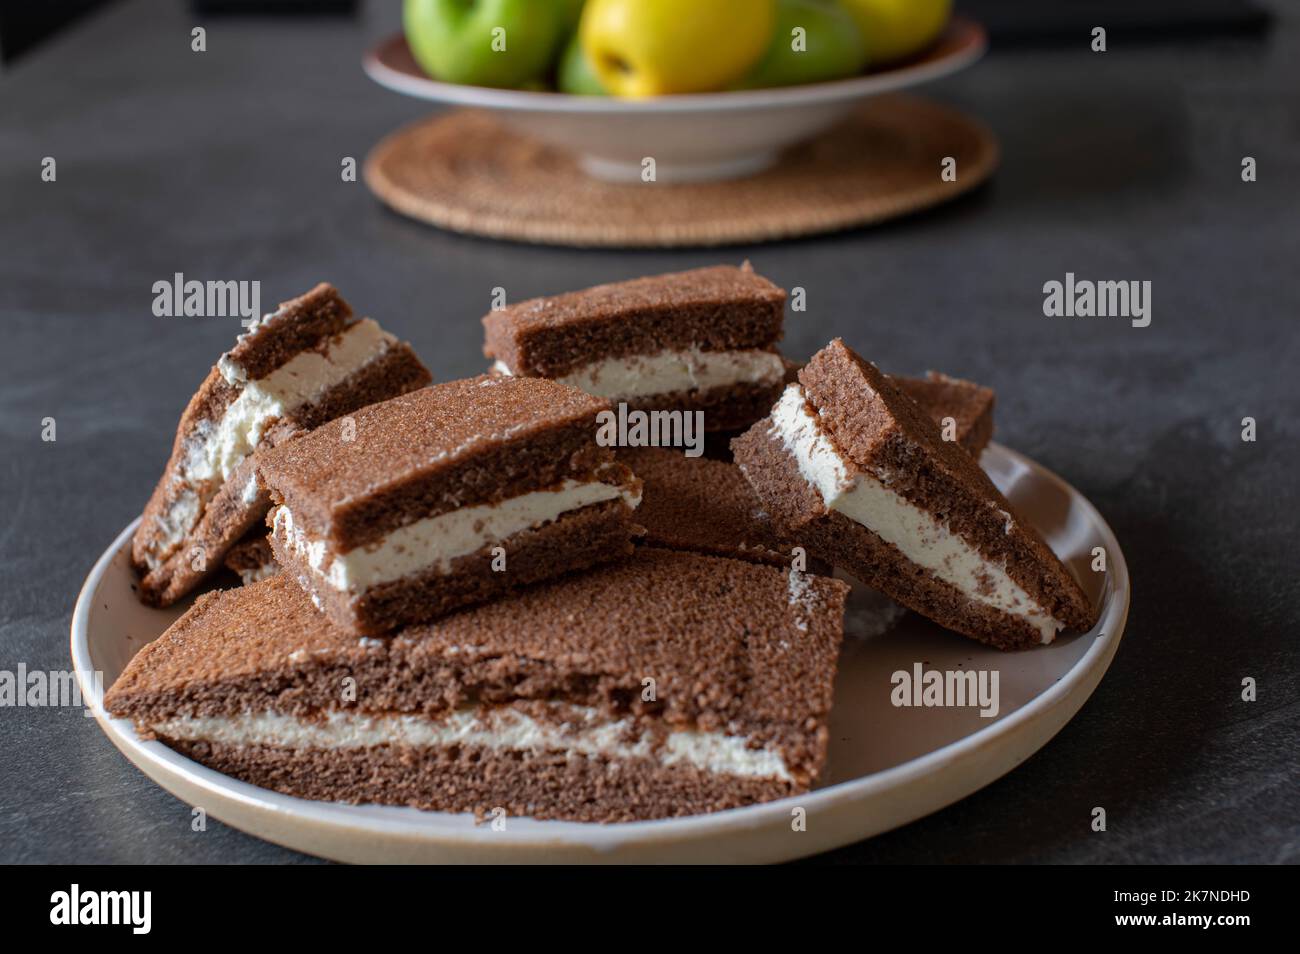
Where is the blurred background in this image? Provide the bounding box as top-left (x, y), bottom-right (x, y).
top-left (0, 0), bottom-right (1273, 66)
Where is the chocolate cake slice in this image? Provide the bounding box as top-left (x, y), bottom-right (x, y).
top-left (258, 375), bottom-right (642, 636)
top-left (482, 264), bottom-right (787, 432)
top-left (733, 339), bottom-right (1096, 650)
top-left (131, 284), bottom-right (431, 606)
top-left (104, 551), bottom-right (848, 823)
top-left (223, 532), bottom-right (277, 586)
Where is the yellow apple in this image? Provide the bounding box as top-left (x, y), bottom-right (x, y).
top-left (837, 0), bottom-right (951, 65)
top-left (581, 0), bottom-right (777, 97)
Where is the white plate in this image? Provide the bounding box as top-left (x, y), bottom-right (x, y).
top-left (72, 443), bottom-right (1127, 863)
top-left (362, 18), bottom-right (987, 183)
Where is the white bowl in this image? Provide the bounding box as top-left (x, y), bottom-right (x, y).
top-left (363, 18), bottom-right (987, 183)
top-left (72, 443), bottom-right (1128, 863)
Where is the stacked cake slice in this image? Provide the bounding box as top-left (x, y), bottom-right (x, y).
top-left (258, 375), bottom-right (643, 635)
top-left (131, 284), bottom-right (431, 605)
top-left (483, 264), bottom-right (787, 431)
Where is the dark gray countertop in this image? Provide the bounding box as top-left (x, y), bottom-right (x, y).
top-left (2, 0), bottom-right (1296, 864)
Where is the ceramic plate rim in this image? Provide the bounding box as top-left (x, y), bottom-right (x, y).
top-left (361, 17), bottom-right (987, 115)
top-left (71, 442), bottom-right (1128, 857)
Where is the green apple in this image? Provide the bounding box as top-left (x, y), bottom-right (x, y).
top-left (561, 0), bottom-right (586, 32)
top-left (836, 0), bottom-right (951, 65)
top-left (739, 0), bottom-right (867, 88)
top-left (403, 0), bottom-right (567, 88)
top-left (557, 32), bottom-right (607, 95)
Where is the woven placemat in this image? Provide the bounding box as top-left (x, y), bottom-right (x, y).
top-left (365, 94), bottom-right (998, 248)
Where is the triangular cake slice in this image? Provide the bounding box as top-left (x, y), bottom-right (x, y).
top-left (732, 339), bottom-right (1096, 650)
top-left (131, 284), bottom-right (431, 606)
top-left (104, 551), bottom-right (848, 823)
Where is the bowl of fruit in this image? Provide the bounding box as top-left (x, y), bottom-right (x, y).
top-left (366, 0), bottom-right (985, 183)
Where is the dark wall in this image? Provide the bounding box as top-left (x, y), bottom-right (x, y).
top-left (0, 0), bottom-right (116, 65)
top-left (0, 0), bottom-right (360, 65)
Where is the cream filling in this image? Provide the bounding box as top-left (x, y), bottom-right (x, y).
top-left (240, 474), bottom-right (261, 505)
top-left (191, 318), bottom-right (394, 486)
top-left (770, 384), bottom-right (1063, 644)
top-left (144, 487), bottom-right (201, 569)
top-left (234, 561), bottom-right (279, 587)
top-left (150, 704), bottom-right (792, 781)
top-left (148, 320), bottom-right (394, 562)
top-left (274, 478), bottom-right (641, 593)
top-left (492, 347), bottom-right (785, 401)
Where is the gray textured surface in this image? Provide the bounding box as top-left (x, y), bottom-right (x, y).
top-left (1, 0), bottom-right (1296, 864)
